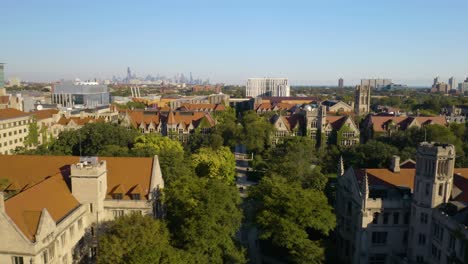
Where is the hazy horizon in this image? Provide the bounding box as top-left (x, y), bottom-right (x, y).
top-left (2, 0), bottom-right (467, 86)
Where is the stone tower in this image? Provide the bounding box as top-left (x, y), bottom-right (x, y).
top-left (354, 85), bottom-right (371, 115)
top-left (408, 142), bottom-right (455, 262)
top-left (70, 157), bottom-right (108, 222)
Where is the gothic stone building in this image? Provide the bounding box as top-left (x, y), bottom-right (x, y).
top-left (271, 105), bottom-right (360, 147)
top-left (336, 142), bottom-right (468, 264)
top-left (0, 155), bottom-right (164, 264)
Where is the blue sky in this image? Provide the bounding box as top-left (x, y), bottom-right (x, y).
top-left (1, 0), bottom-right (468, 85)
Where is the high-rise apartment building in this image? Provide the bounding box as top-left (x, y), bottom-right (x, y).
top-left (361, 79), bottom-right (392, 89)
top-left (338, 78), bottom-right (344, 88)
top-left (448, 77), bottom-right (457, 91)
top-left (246, 78), bottom-right (290, 98)
top-left (0, 63), bottom-right (5, 88)
top-left (460, 77), bottom-right (468, 94)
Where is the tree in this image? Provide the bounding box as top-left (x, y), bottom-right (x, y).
top-left (132, 134), bottom-right (191, 183)
top-left (47, 123), bottom-right (139, 156)
top-left (24, 120), bottom-right (39, 147)
top-left (344, 140), bottom-right (400, 168)
top-left (165, 176), bottom-right (246, 264)
top-left (268, 137), bottom-right (327, 190)
top-left (98, 214), bottom-right (186, 264)
top-left (240, 111), bottom-right (274, 154)
top-left (191, 146), bottom-right (236, 183)
top-left (249, 175), bottom-right (335, 264)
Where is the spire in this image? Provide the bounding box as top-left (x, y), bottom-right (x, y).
top-left (338, 156), bottom-right (344, 176)
top-left (361, 170), bottom-right (369, 201)
top-left (167, 111), bottom-right (176, 125)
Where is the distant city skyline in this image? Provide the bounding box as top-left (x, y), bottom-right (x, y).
top-left (1, 0), bottom-right (468, 86)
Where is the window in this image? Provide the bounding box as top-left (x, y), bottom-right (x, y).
top-left (113, 210), bottom-right (124, 218)
top-left (432, 223), bottom-right (444, 241)
top-left (369, 254), bottom-right (386, 264)
top-left (448, 234), bottom-right (455, 251)
top-left (131, 193), bottom-right (141, 200)
top-left (61, 233), bottom-right (66, 246)
top-left (383, 213), bottom-right (389, 224)
top-left (393, 212), bottom-right (399, 224)
top-left (416, 256), bottom-right (424, 263)
top-left (431, 244), bottom-right (441, 260)
top-left (90, 203), bottom-right (93, 213)
top-left (418, 233), bottom-right (426, 245)
top-left (420, 213), bottom-right (428, 224)
top-left (12, 256), bottom-right (24, 264)
top-left (43, 250), bottom-right (49, 264)
top-left (372, 212), bottom-right (380, 224)
top-left (425, 183), bottom-right (430, 195)
top-left (112, 193), bottom-right (123, 200)
top-left (438, 184), bottom-right (443, 196)
top-left (69, 224), bottom-right (75, 238)
top-left (78, 218), bottom-right (83, 230)
top-left (403, 231), bottom-right (408, 244)
top-left (371, 232), bottom-right (387, 245)
top-left (404, 212), bottom-right (410, 224)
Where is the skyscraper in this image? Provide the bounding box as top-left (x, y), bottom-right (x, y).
top-left (0, 63), bottom-right (4, 88)
top-left (338, 78), bottom-right (344, 88)
top-left (126, 67), bottom-right (132, 84)
top-left (449, 76), bottom-right (456, 91)
top-left (433, 76), bottom-right (440, 86)
top-left (246, 78), bottom-right (290, 97)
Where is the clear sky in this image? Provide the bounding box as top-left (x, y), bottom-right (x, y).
top-left (1, 0), bottom-right (468, 85)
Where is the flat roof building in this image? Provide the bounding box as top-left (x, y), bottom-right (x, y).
top-left (52, 81), bottom-right (110, 108)
top-left (246, 78), bottom-right (290, 98)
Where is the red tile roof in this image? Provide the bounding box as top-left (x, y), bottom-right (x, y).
top-left (0, 108), bottom-right (30, 120)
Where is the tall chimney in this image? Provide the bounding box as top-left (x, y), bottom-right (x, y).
top-left (390, 155), bottom-right (400, 173)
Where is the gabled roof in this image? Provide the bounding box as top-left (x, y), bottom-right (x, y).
top-left (352, 167), bottom-right (468, 203)
top-left (32, 109), bottom-right (59, 120)
top-left (0, 108), bottom-right (31, 120)
top-left (4, 175), bottom-right (81, 241)
top-left (368, 115), bottom-right (448, 132)
top-left (57, 116), bottom-right (105, 126)
top-left (326, 116), bottom-right (349, 130)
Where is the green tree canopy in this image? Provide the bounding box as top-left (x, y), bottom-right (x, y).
top-left (191, 146), bottom-right (236, 183)
top-left (132, 134), bottom-right (191, 183)
top-left (98, 214), bottom-right (187, 264)
top-left (249, 175), bottom-right (335, 264)
top-left (165, 176), bottom-right (245, 264)
top-left (240, 111), bottom-right (274, 154)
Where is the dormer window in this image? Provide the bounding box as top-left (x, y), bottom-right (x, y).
top-left (112, 193), bottom-right (123, 200)
top-left (131, 194), bottom-right (141, 200)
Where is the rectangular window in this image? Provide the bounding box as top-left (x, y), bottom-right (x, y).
top-left (372, 213), bottom-right (379, 224)
top-left (448, 234), bottom-right (455, 250)
top-left (369, 254), bottom-right (386, 264)
top-left (383, 213), bottom-right (389, 224)
top-left (425, 183), bottom-right (430, 196)
top-left (403, 231), bottom-right (408, 244)
top-left (112, 193), bottom-right (123, 200)
top-left (418, 233), bottom-right (426, 245)
top-left (404, 212), bottom-right (410, 224)
top-left (431, 244), bottom-right (441, 260)
top-left (420, 213), bottom-right (428, 224)
top-left (131, 193), bottom-right (141, 200)
top-left (112, 210), bottom-right (124, 218)
top-left (393, 212), bottom-right (399, 224)
top-left (12, 257), bottom-right (24, 264)
top-left (43, 250), bottom-right (49, 264)
top-left (78, 218), bottom-right (83, 230)
top-left (438, 184), bottom-right (443, 196)
top-left (371, 232), bottom-right (388, 245)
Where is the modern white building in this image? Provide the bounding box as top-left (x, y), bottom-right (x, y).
top-left (246, 78), bottom-right (290, 98)
top-left (361, 79), bottom-right (392, 89)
